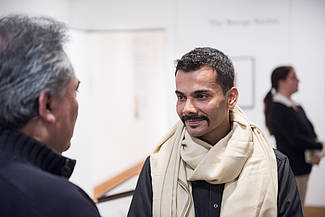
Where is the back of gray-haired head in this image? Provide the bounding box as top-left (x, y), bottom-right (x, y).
top-left (0, 15), bottom-right (73, 129)
top-left (175, 47), bottom-right (234, 94)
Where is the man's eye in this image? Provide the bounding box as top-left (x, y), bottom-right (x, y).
top-left (197, 94), bottom-right (208, 99)
top-left (177, 95), bottom-right (186, 101)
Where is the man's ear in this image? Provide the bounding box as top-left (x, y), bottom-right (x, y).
top-left (226, 87), bottom-right (239, 109)
top-left (38, 92), bottom-right (56, 123)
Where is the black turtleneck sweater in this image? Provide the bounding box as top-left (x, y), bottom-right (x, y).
top-left (0, 127), bottom-right (101, 217)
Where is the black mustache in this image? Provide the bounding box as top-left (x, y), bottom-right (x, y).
top-left (181, 115), bottom-right (209, 123)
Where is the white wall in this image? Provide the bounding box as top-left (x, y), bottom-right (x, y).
top-left (65, 29), bottom-right (167, 195)
top-left (1, 0), bottom-right (324, 208)
top-left (0, 0), bottom-right (71, 23)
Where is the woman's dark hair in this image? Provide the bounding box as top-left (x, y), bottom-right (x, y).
top-left (263, 66), bottom-right (293, 134)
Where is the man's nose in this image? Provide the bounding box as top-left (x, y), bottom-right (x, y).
top-left (183, 99), bottom-right (197, 114)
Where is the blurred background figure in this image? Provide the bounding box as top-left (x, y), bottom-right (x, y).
top-left (263, 66), bottom-right (323, 207)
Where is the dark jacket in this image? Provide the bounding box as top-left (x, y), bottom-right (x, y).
top-left (0, 127), bottom-right (101, 217)
top-left (268, 102), bottom-right (323, 175)
top-left (128, 150), bottom-right (302, 217)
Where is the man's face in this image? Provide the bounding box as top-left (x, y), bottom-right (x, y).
top-left (175, 66), bottom-right (232, 144)
top-left (49, 75), bottom-right (79, 153)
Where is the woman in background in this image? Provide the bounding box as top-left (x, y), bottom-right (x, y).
top-left (264, 66), bottom-right (323, 206)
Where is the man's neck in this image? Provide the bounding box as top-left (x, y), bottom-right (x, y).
top-left (20, 118), bottom-right (59, 153)
top-left (198, 113), bottom-right (231, 145)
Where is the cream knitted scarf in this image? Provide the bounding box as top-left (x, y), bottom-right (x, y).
top-left (150, 106), bottom-right (277, 217)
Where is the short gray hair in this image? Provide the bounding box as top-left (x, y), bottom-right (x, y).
top-left (0, 15), bottom-right (74, 129)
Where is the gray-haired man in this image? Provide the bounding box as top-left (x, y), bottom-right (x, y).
top-left (0, 15), bottom-right (101, 216)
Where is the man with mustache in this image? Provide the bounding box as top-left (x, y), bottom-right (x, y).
top-left (128, 47), bottom-right (302, 217)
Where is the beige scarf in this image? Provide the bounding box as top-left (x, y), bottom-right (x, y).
top-left (150, 106), bottom-right (277, 217)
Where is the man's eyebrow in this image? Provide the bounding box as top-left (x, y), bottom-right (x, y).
top-left (76, 81), bottom-right (80, 90)
top-left (193, 90), bottom-right (209, 94)
top-left (175, 90), bottom-right (184, 95)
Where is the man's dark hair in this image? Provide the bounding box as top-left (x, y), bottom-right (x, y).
top-left (175, 47), bottom-right (234, 94)
top-left (0, 15), bottom-right (74, 129)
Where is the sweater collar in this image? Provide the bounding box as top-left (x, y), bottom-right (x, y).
top-left (0, 126), bottom-right (76, 179)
